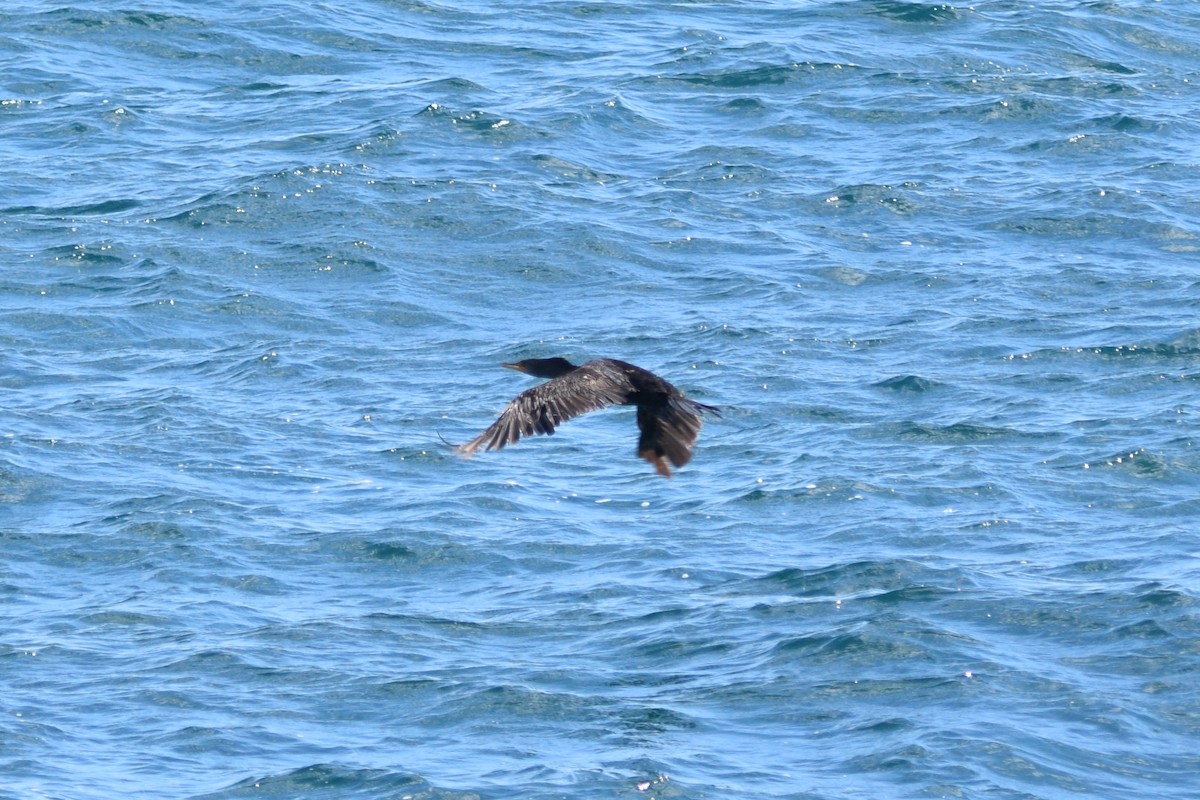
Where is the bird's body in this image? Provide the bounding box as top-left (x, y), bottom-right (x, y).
top-left (456, 357), bottom-right (718, 477)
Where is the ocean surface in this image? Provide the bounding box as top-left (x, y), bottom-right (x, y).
top-left (3, 1), bottom-right (1199, 798)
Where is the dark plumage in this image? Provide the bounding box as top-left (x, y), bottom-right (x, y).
top-left (456, 357), bottom-right (719, 477)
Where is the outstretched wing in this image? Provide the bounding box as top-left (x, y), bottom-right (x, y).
top-left (636, 397), bottom-right (718, 478)
top-left (456, 366), bottom-right (634, 457)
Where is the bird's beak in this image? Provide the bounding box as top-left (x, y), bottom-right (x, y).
top-left (501, 362), bottom-right (526, 373)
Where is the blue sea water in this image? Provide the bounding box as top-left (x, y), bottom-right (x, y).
top-left (3, 1), bottom-right (1200, 797)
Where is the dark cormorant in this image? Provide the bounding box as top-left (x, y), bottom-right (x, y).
top-left (456, 357), bottom-right (719, 477)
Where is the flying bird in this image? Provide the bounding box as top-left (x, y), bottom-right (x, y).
top-left (456, 357), bottom-right (718, 477)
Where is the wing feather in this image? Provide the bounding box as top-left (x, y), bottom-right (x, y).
top-left (457, 366), bottom-right (633, 457)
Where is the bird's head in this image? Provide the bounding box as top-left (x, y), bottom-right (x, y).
top-left (502, 357), bottom-right (578, 379)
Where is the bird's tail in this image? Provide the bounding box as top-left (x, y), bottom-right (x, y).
top-left (672, 397), bottom-right (721, 418)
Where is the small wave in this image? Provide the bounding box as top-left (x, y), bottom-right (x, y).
top-left (719, 97), bottom-right (768, 113)
top-left (887, 421), bottom-right (1021, 443)
top-left (198, 763), bottom-right (467, 799)
top-left (872, 375), bottom-right (941, 393)
top-left (740, 559), bottom-right (965, 601)
top-left (822, 182), bottom-right (921, 214)
top-left (867, 1), bottom-right (961, 24)
top-left (416, 103), bottom-right (529, 139)
top-left (531, 154), bottom-right (623, 184)
top-left (1160, 328), bottom-right (1200, 355)
top-left (1020, 328), bottom-right (1200, 361)
top-left (664, 61), bottom-right (857, 89)
top-left (1134, 583), bottom-right (1197, 608)
top-left (2, 198), bottom-right (142, 217)
top-left (1081, 448), bottom-right (1169, 478)
top-left (414, 76), bottom-right (488, 93)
